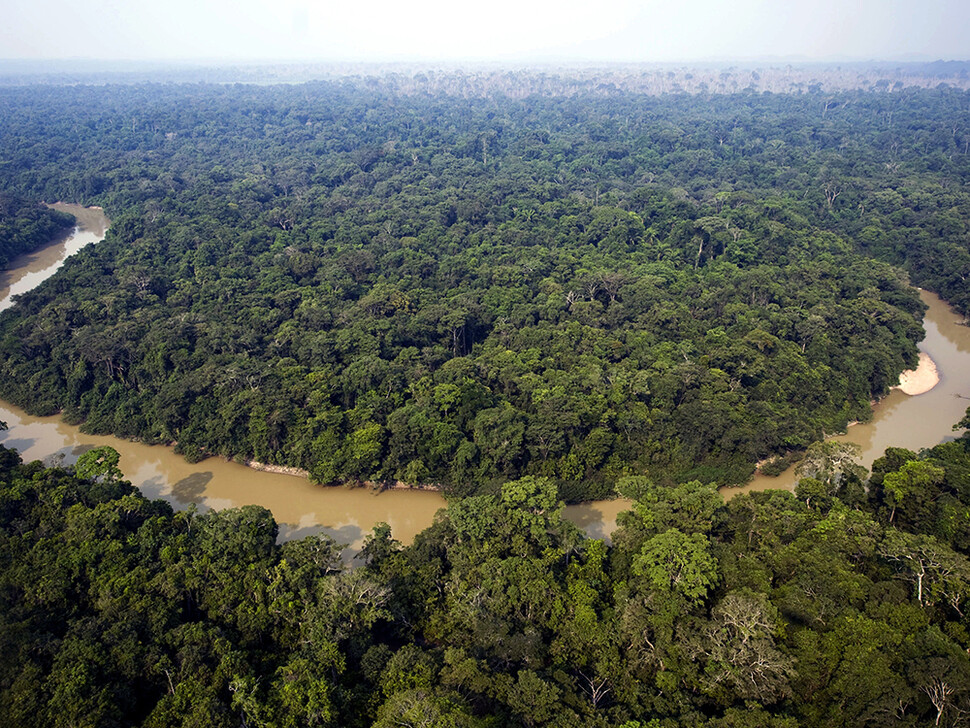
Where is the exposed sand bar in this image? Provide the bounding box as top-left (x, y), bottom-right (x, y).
top-left (49, 201), bottom-right (108, 235)
top-left (732, 289), bottom-right (970, 498)
top-left (895, 352), bottom-right (940, 396)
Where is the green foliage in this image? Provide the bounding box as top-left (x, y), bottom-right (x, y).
top-left (957, 406), bottom-right (970, 433)
top-left (883, 460), bottom-right (946, 523)
top-left (633, 529), bottom-right (719, 604)
top-left (0, 193), bottom-right (74, 269)
top-left (2, 433), bottom-right (970, 725)
top-left (618, 477), bottom-right (721, 536)
top-left (2, 73), bottom-right (970, 728)
top-left (0, 80), bottom-right (949, 499)
top-left (74, 446), bottom-right (123, 483)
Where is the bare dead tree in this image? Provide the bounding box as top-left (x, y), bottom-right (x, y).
top-left (920, 678), bottom-right (953, 726)
top-left (823, 182), bottom-right (841, 209)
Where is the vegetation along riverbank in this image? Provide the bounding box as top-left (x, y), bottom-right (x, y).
top-left (5, 78), bottom-right (970, 502)
top-left (2, 65), bottom-right (970, 727)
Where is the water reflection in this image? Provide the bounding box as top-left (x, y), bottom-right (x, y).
top-left (0, 203), bottom-right (107, 313)
top-left (0, 393), bottom-right (452, 555)
top-left (1, 437), bottom-right (37, 454)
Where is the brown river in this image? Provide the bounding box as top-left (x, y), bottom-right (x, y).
top-left (0, 205), bottom-right (627, 554)
top-left (0, 205), bottom-right (967, 552)
top-left (728, 286), bottom-right (970, 495)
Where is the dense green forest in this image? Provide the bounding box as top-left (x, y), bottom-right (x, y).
top-left (0, 79), bottom-right (969, 498)
top-left (3, 426), bottom-right (970, 726)
top-left (2, 72), bottom-right (970, 726)
top-left (0, 193), bottom-right (74, 269)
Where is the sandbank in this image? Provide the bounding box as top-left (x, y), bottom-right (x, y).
top-left (894, 352), bottom-right (940, 396)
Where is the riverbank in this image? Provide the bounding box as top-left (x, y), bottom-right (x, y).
top-left (894, 351), bottom-right (940, 395)
top-left (244, 459), bottom-right (310, 478)
top-left (48, 201), bottom-right (109, 235)
top-left (1, 203), bottom-right (110, 314)
top-left (745, 353), bottom-right (939, 478)
top-left (4, 204), bottom-right (969, 547)
top-left (0, 204), bottom-right (629, 551)
top-left (243, 459), bottom-right (445, 492)
top-left (730, 288), bottom-right (970, 498)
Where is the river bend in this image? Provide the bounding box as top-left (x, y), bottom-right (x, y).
top-left (1, 205), bottom-right (968, 549)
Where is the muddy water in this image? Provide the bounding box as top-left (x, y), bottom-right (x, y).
top-left (563, 498), bottom-right (631, 540)
top-left (6, 207), bottom-right (965, 543)
top-left (0, 397), bottom-right (450, 552)
top-left (0, 395), bottom-right (628, 549)
top-left (0, 205), bottom-right (626, 552)
top-left (0, 205), bottom-right (451, 554)
top-left (0, 203), bottom-right (108, 313)
top-left (729, 289), bottom-right (970, 497)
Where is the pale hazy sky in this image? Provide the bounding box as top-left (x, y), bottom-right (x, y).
top-left (2, 0), bottom-right (968, 63)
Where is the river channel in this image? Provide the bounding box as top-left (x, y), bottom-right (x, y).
top-left (1, 205), bottom-right (968, 552)
top-left (0, 205), bottom-right (627, 554)
top-left (729, 287), bottom-right (970, 496)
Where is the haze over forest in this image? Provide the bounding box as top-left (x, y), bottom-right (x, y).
top-left (4, 0), bottom-right (970, 725)
top-left (3, 0), bottom-right (970, 64)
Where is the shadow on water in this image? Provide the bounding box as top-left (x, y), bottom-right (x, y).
top-left (137, 475), bottom-right (213, 512)
top-left (138, 475), bottom-right (168, 499)
top-left (278, 522), bottom-right (327, 542)
top-left (577, 515), bottom-right (613, 542)
top-left (563, 503), bottom-right (602, 529)
top-left (0, 437), bottom-right (37, 454)
top-left (33, 446), bottom-right (77, 468)
top-left (563, 501), bottom-right (627, 543)
top-left (171, 472), bottom-right (214, 504)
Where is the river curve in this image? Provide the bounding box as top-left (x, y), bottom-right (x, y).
top-left (0, 205), bottom-right (627, 554)
top-left (730, 288), bottom-right (970, 496)
top-left (2, 206), bottom-right (968, 547)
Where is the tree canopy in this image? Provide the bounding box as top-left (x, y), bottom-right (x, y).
top-left (3, 78), bottom-right (968, 498)
top-left (0, 193), bottom-right (73, 269)
top-left (3, 429), bottom-right (970, 726)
